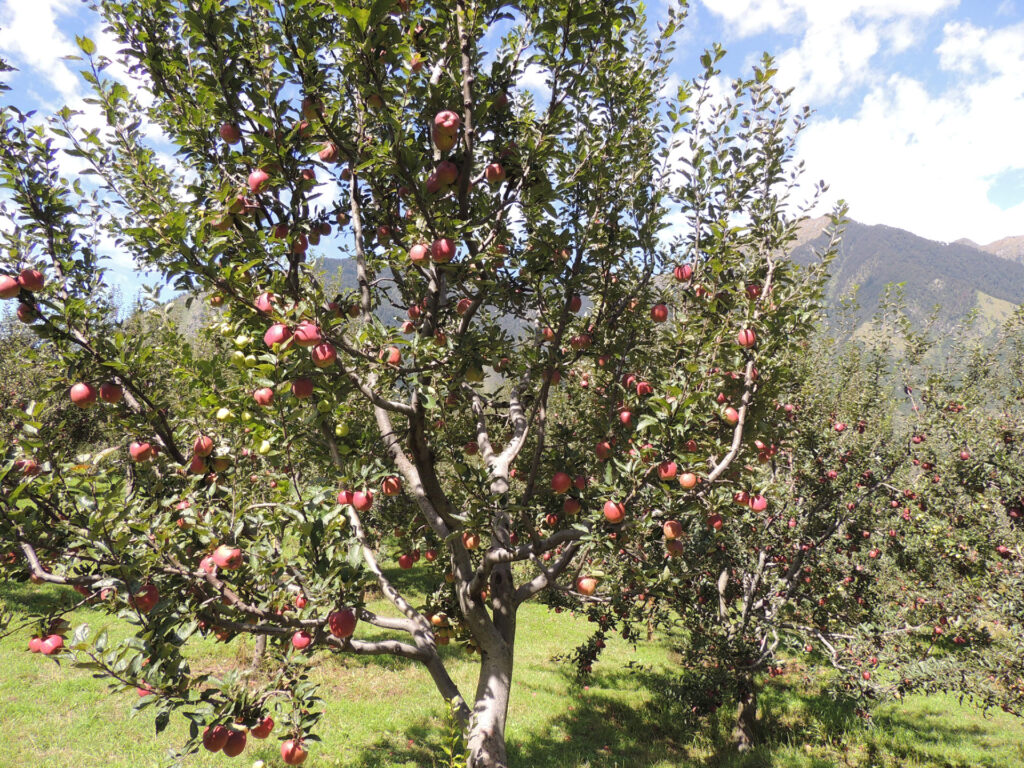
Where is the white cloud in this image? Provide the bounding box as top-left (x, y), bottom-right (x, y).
top-left (0, 0), bottom-right (81, 101)
top-left (796, 19), bottom-right (1024, 244)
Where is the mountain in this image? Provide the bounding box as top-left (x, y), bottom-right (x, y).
top-left (793, 218), bottom-right (1024, 340)
top-left (973, 235), bottom-right (1024, 264)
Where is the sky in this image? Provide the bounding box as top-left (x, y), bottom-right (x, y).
top-left (0, 0), bottom-right (1022, 295)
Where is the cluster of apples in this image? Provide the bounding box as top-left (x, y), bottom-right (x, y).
top-left (201, 714), bottom-right (277, 759)
top-left (291, 606), bottom-right (357, 650)
top-left (1, 267), bottom-right (45, 323)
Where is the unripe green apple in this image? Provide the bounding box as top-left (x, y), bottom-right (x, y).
top-left (234, 334), bottom-right (252, 348)
top-left (241, 411), bottom-right (254, 422)
top-left (335, 423), bottom-right (350, 437)
top-left (215, 407), bottom-right (233, 421)
top-left (220, 323), bottom-right (235, 337)
top-left (230, 350), bottom-right (246, 366)
top-left (244, 354), bottom-right (258, 367)
top-left (316, 400), bottom-right (331, 414)
top-left (258, 439), bottom-right (272, 455)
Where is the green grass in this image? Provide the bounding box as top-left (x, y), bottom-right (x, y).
top-left (2, 579), bottom-right (1023, 768)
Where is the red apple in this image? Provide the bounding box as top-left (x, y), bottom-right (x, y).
top-left (263, 323), bottom-right (291, 347)
top-left (650, 304), bottom-right (668, 323)
top-left (595, 441), bottom-right (612, 461)
top-left (294, 321), bottom-right (322, 347)
top-left (658, 461), bottom-right (677, 481)
top-left (431, 238), bottom-right (456, 263)
top-left (247, 168), bottom-right (270, 193)
top-left (706, 514), bottom-right (724, 530)
top-left (381, 476), bottom-right (401, 496)
top-left (619, 410), bottom-right (632, 426)
top-left (129, 441), bottom-right (154, 462)
top-left (723, 407), bottom-right (740, 425)
top-left (636, 381), bottom-right (653, 397)
top-left (292, 631), bottom-right (312, 650)
top-left (223, 729), bottom-right (247, 757)
top-left (434, 109), bottom-right (460, 134)
top-left (409, 243), bottom-right (429, 263)
top-left (673, 263), bottom-right (693, 282)
top-left (550, 472), bottom-right (572, 494)
top-left (200, 555), bottom-right (216, 574)
top-left (131, 583), bottom-right (159, 614)
top-left (254, 292), bottom-right (274, 314)
top-left (337, 489), bottom-right (353, 506)
top-left (17, 268), bottom-right (45, 292)
top-left (328, 608), bottom-right (357, 638)
top-left (193, 435), bottom-right (214, 457)
top-left (569, 294), bottom-right (582, 313)
top-left (28, 636), bottom-right (42, 653)
top-left (311, 342), bottom-right (337, 368)
top-left (69, 382), bottom-right (98, 409)
top-left (251, 716), bottom-right (274, 739)
top-left (16, 302), bottom-right (36, 323)
top-left (576, 576), bottom-right (598, 596)
top-left (436, 160), bottom-right (459, 186)
top-left (0, 275), bottom-right (19, 298)
top-left (663, 520), bottom-right (683, 539)
top-left (462, 531), bottom-right (480, 550)
top-left (352, 490), bottom-right (373, 512)
top-left (99, 381), bottom-right (123, 404)
top-left (563, 498), bottom-right (581, 515)
top-left (398, 553), bottom-right (414, 569)
top-left (484, 163), bottom-right (505, 184)
top-left (456, 297), bottom-right (473, 315)
top-left (40, 634), bottom-right (63, 655)
top-left (203, 725), bottom-right (229, 753)
top-left (749, 495), bottom-right (768, 512)
top-left (292, 378), bottom-right (314, 399)
top-left (219, 123), bottom-right (242, 144)
top-left (212, 544), bottom-right (242, 570)
top-left (281, 739), bottom-right (308, 765)
top-left (253, 387), bottom-right (274, 406)
top-left (603, 500), bottom-right (625, 524)
top-left (380, 346), bottom-right (401, 366)
top-left (736, 328), bottom-right (757, 348)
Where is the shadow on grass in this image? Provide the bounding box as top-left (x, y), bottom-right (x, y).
top-left (0, 580), bottom-right (82, 617)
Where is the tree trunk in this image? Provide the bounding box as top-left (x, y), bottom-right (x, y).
top-left (250, 634), bottom-right (267, 670)
top-left (732, 674), bottom-right (758, 752)
top-left (466, 651), bottom-right (513, 768)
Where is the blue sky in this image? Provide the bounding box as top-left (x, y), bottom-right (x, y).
top-left (1, 0), bottom-right (1022, 296)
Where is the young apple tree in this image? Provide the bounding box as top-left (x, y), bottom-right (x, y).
top-left (0, 1), bottom-right (863, 765)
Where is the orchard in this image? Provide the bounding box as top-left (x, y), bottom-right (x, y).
top-left (0, 1), bottom-right (1022, 767)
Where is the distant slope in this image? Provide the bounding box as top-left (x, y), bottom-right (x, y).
top-left (793, 219), bottom-right (1024, 339)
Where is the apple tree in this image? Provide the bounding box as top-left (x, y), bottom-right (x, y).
top-left (0, 1), bottom-right (866, 765)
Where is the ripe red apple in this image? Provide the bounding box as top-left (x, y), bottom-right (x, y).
top-left (381, 476), bottom-right (401, 496)
top-left (0, 275), bottom-right (19, 298)
top-left (431, 238), bottom-right (456, 263)
top-left (292, 631), bottom-right (312, 650)
top-left (28, 636), bottom-right (42, 653)
top-left (563, 498), bottom-right (581, 515)
top-left (723, 407), bottom-right (740, 425)
top-left (337, 489), bottom-right (353, 506)
top-left (98, 381), bottom-right (122, 404)
top-left (434, 109), bottom-right (461, 135)
top-left (293, 321), bottom-right (322, 348)
top-left (247, 168), bottom-right (270, 193)
top-left (650, 304), bottom-right (668, 323)
top-left (40, 634), bottom-right (63, 655)
top-left (253, 387), bottom-right (274, 406)
top-left (281, 739), bottom-right (308, 765)
top-left (398, 553), bottom-right (414, 569)
top-left (636, 381), bottom-right (653, 397)
top-left (603, 500), bottom-right (625, 524)
top-left (663, 520), bottom-right (683, 539)
top-left (352, 490), bottom-right (373, 512)
top-left (436, 160), bottom-right (459, 186)
top-left (462, 531), bottom-right (480, 550)
top-left (619, 410), bottom-right (632, 426)
top-left (223, 729), bottom-right (247, 757)
top-left (658, 461), bottom-right (677, 481)
top-left (706, 514), bottom-right (724, 531)
top-left (189, 454), bottom-right (207, 475)
top-left (595, 441), bottom-right (612, 461)
top-left (959, 450), bottom-right (970, 461)
top-left (485, 163), bottom-right (505, 184)
top-left (254, 291), bottom-right (274, 314)
top-left (328, 608), bottom-right (357, 638)
top-left (69, 382), bottom-right (98, 409)
top-left (673, 263), bottom-right (693, 282)
top-left (16, 302), bottom-right (37, 323)
top-left (251, 716), bottom-right (274, 739)
top-left (212, 544), bottom-right (242, 570)
top-left (456, 297), bottom-right (473, 315)
top-left (286, 377), bottom-right (313, 400)
top-left (749, 495), bottom-right (768, 512)
top-left (568, 294), bottom-right (582, 313)
top-left (202, 725), bottom-right (229, 753)
top-left (678, 472), bottom-right (697, 489)
top-left (131, 583), bottom-right (159, 614)
top-left (263, 323), bottom-right (291, 347)
top-left (129, 441), bottom-right (154, 462)
top-left (834, 422), bottom-right (847, 432)
top-left (380, 346), bottom-right (401, 366)
top-left (424, 549), bottom-right (438, 562)
top-left (736, 328), bottom-right (757, 348)
top-left (219, 122), bottom-right (242, 144)
top-left (310, 342), bottom-right (337, 368)
top-left (193, 434), bottom-right (214, 458)
top-left (17, 268), bottom-right (45, 292)
top-left (551, 472), bottom-right (572, 494)
top-left (408, 243), bottom-right (430, 264)
top-left (200, 555), bottom-right (216, 574)
top-left (576, 576), bottom-right (598, 596)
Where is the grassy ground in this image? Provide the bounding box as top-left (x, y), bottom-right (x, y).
top-left (1, 579), bottom-right (1022, 768)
